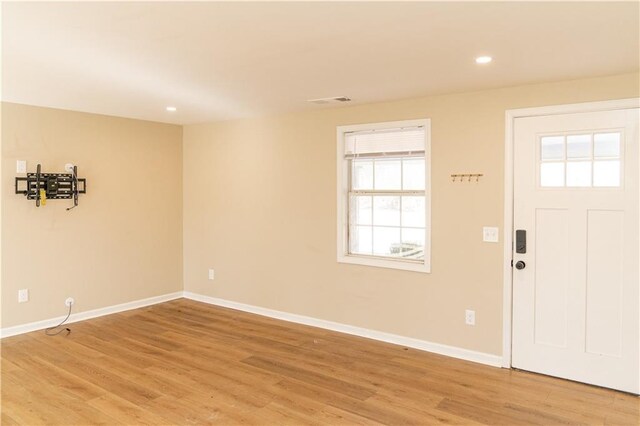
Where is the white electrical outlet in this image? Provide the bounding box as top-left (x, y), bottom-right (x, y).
top-left (482, 226), bottom-right (499, 243)
top-left (65, 297), bottom-right (75, 307)
top-left (208, 269), bottom-right (215, 280)
top-left (16, 160), bottom-right (27, 174)
top-left (465, 309), bottom-right (476, 326)
top-left (18, 289), bottom-right (29, 303)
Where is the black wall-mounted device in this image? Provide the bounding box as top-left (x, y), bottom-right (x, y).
top-left (15, 164), bottom-right (86, 209)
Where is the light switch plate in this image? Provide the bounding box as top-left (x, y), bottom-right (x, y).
top-left (16, 160), bottom-right (27, 174)
top-left (483, 227), bottom-right (499, 243)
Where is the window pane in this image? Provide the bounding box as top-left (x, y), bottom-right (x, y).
top-left (352, 160), bottom-right (373, 190)
top-left (593, 160), bottom-right (621, 187)
top-left (401, 196), bottom-right (425, 228)
top-left (373, 227), bottom-right (401, 256)
top-left (349, 226), bottom-right (372, 255)
top-left (541, 136), bottom-right (564, 160)
top-left (402, 158), bottom-right (425, 190)
top-left (567, 134), bottom-right (591, 159)
top-left (349, 195), bottom-right (372, 225)
top-left (401, 228), bottom-right (425, 260)
top-left (566, 161), bottom-right (592, 187)
top-left (540, 163), bottom-right (565, 187)
top-left (594, 133), bottom-right (620, 158)
top-left (373, 196), bottom-right (400, 226)
top-left (374, 159), bottom-right (401, 190)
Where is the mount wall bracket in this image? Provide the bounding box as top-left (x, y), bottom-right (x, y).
top-left (15, 164), bottom-right (86, 208)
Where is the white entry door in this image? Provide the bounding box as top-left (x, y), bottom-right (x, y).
top-left (512, 106), bottom-right (639, 394)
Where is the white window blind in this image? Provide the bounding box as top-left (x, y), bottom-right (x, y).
top-left (344, 127), bottom-right (425, 158)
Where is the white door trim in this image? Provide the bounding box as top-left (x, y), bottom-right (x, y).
top-left (502, 98), bottom-right (640, 368)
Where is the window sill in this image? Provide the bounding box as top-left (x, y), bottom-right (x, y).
top-left (337, 254), bottom-right (430, 273)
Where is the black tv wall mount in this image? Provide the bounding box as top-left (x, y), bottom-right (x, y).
top-left (15, 164), bottom-right (86, 209)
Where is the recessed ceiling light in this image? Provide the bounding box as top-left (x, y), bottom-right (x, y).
top-left (166, 106), bottom-right (177, 112)
top-left (475, 56), bottom-right (493, 64)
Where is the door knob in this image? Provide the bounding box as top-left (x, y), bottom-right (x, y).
top-left (515, 261), bottom-right (526, 270)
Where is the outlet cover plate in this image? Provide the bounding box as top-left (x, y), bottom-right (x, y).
top-left (18, 289), bottom-right (29, 303)
top-left (465, 309), bottom-right (476, 326)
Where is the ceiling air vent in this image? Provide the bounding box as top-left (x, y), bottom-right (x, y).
top-left (307, 96), bottom-right (351, 105)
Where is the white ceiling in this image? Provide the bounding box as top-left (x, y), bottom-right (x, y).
top-left (2, 2), bottom-right (638, 125)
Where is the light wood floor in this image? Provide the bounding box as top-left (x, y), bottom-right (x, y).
top-left (1, 299), bottom-right (637, 425)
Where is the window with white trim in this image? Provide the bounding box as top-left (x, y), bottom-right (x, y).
top-left (337, 119), bottom-right (431, 273)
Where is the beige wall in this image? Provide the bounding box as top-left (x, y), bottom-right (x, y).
top-left (183, 73), bottom-right (639, 356)
top-left (1, 103), bottom-right (183, 328)
top-left (2, 73), bottom-right (638, 351)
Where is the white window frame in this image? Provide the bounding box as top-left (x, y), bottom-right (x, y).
top-left (336, 118), bottom-right (431, 273)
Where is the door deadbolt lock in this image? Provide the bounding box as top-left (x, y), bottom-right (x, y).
top-left (515, 261), bottom-right (526, 270)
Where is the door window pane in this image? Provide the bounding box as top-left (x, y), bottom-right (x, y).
top-left (567, 134), bottom-right (591, 159)
top-left (350, 226), bottom-right (372, 255)
top-left (352, 160), bottom-right (373, 190)
top-left (373, 196), bottom-right (400, 226)
top-left (540, 163), bottom-right (565, 187)
top-left (349, 195), bottom-right (372, 225)
top-left (374, 159), bottom-right (401, 190)
top-left (566, 161), bottom-right (592, 187)
top-left (593, 161), bottom-right (621, 187)
top-left (401, 196), bottom-right (425, 228)
top-left (594, 133), bottom-right (621, 158)
top-left (541, 136), bottom-right (564, 160)
top-left (402, 158), bottom-right (425, 190)
top-left (373, 227), bottom-right (401, 256)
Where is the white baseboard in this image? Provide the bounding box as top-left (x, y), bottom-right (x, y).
top-left (2, 290), bottom-right (503, 368)
top-left (183, 291), bottom-right (503, 368)
top-left (0, 291), bottom-right (184, 339)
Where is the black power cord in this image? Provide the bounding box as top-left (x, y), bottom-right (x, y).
top-left (45, 303), bottom-right (72, 336)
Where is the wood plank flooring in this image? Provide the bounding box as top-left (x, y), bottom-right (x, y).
top-left (1, 299), bottom-right (638, 425)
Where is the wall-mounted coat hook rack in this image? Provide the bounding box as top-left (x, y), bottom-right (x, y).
top-left (15, 164), bottom-right (86, 209)
top-left (451, 173), bottom-right (483, 182)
